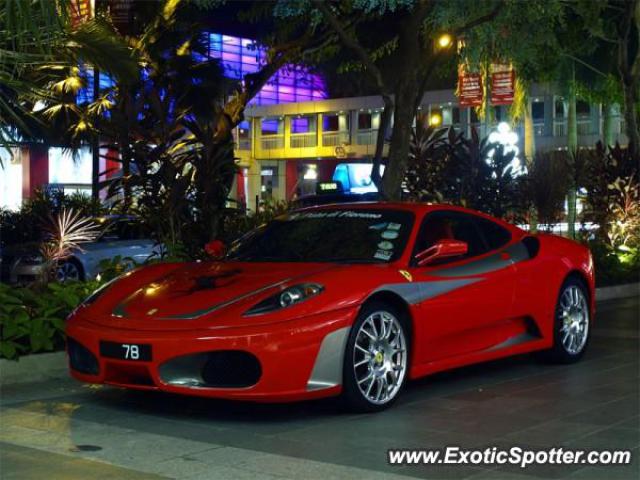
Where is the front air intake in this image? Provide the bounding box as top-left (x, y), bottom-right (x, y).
top-left (159, 350), bottom-right (261, 388)
top-left (201, 351), bottom-right (262, 388)
top-left (67, 337), bottom-right (99, 375)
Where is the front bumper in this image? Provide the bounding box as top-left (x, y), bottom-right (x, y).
top-left (66, 307), bottom-right (356, 402)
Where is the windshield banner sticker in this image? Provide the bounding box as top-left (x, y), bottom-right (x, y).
top-left (374, 249), bottom-right (393, 261)
top-left (289, 211), bottom-right (383, 220)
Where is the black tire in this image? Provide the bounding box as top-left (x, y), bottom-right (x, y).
top-left (341, 301), bottom-right (410, 413)
top-left (55, 258), bottom-right (85, 282)
top-left (540, 276), bottom-right (591, 364)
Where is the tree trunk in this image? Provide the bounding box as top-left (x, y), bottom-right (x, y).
top-left (523, 98), bottom-right (538, 232)
top-left (380, 89), bottom-right (417, 200)
top-left (621, 81), bottom-right (640, 156)
top-left (371, 95), bottom-right (394, 191)
top-left (567, 92), bottom-right (578, 239)
top-left (602, 103), bottom-right (616, 148)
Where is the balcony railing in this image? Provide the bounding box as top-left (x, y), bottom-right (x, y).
top-left (260, 135), bottom-right (284, 150)
top-left (356, 129), bottom-right (378, 145)
top-left (534, 122), bottom-right (545, 136)
top-left (322, 131), bottom-right (350, 147)
top-left (577, 119), bottom-right (592, 135)
top-left (290, 133), bottom-right (317, 148)
top-left (553, 121), bottom-right (566, 137)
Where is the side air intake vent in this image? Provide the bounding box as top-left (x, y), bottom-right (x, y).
top-left (67, 337), bottom-right (99, 375)
top-left (522, 236), bottom-right (540, 259)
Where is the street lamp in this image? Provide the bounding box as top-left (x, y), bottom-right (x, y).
top-left (429, 113), bottom-right (442, 126)
top-left (437, 33), bottom-right (453, 49)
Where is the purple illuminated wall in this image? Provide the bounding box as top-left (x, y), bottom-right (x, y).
top-left (207, 34), bottom-right (327, 105)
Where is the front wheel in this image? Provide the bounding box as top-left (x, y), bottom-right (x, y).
top-left (542, 277), bottom-right (591, 363)
top-left (342, 302), bottom-right (409, 412)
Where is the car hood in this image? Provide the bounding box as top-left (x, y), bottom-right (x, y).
top-left (85, 261), bottom-right (339, 330)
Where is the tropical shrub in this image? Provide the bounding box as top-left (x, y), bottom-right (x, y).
top-left (220, 200), bottom-right (292, 244)
top-left (582, 143), bottom-right (638, 243)
top-left (0, 189), bottom-right (106, 247)
top-left (404, 125), bottom-right (527, 221)
top-left (0, 280), bottom-right (99, 360)
top-left (524, 150), bottom-right (571, 229)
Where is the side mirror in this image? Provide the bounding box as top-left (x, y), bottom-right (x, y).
top-left (415, 239), bottom-right (468, 266)
top-left (204, 240), bottom-right (226, 259)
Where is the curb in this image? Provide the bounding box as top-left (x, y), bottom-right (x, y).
top-left (0, 351), bottom-right (68, 387)
top-left (1, 283), bottom-right (638, 387)
top-left (595, 282), bottom-right (639, 302)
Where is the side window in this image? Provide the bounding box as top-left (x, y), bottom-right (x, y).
top-left (117, 221), bottom-right (146, 241)
top-left (413, 211), bottom-right (488, 264)
top-left (474, 217), bottom-right (512, 251)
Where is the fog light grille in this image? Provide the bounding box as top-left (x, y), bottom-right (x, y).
top-left (201, 351), bottom-right (262, 388)
top-left (67, 337), bottom-right (99, 375)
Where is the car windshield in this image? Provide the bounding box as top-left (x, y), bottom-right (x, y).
top-left (227, 209), bottom-right (414, 263)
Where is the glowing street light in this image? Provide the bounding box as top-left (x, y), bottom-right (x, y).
top-left (437, 33), bottom-right (453, 49)
top-left (429, 113), bottom-right (442, 126)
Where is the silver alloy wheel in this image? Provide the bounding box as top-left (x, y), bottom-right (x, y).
top-left (558, 285), bottom-right (589, 355)
top-left (353, 310), bottom-right (407, 405)
top-left (56, 261), bottom-right (80, 282)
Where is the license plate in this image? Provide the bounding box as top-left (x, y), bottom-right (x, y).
top-left (100, 341), bottom-right (152, 361)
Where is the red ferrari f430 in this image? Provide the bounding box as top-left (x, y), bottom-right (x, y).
top-left (66, 203), bottom-right (594, 411)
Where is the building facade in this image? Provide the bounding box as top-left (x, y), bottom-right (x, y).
top-left (232, 85), bottom-right (628, 208)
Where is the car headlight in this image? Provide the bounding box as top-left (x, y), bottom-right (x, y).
top-left (244, 283), bottom-right (324, 316)
top-left (20, 254), bottom-right (43, 265)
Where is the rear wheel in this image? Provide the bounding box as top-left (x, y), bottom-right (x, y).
top-left (55, 258), bottom-right (84, 283)
top-left (542, 277), bottom-right (591, 363)
top-left (342, 302), bottom-right (409, 412)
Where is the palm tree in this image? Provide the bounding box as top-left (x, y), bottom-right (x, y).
top-left (0, 0), bottom-right (137, 155)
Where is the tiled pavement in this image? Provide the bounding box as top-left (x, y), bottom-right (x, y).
top-left (1, 297), bottom-right (638, 479)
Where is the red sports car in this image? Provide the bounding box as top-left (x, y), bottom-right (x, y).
top-left (66, 202), bottom-right (594, 411)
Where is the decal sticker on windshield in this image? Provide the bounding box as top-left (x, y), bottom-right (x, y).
top-left (374, 249), bottom-right (393, 261)
top-left (378, 241), bottom-right (394, 250)
top-left (387, 222), bottom-right (402, 231)
top-left (381, 230), bottom-right (399, 240)
top-left (368, 222), bottom-right (388, 231)
top-left (289, 211), bottom-right (383, 220)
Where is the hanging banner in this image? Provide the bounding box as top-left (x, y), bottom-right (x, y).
top-left (69, 0), bottom-right (92, 29)
top-left (457, 65), bottom-right (483, 108)
top-left (490, 64), bottom-right (515, 105)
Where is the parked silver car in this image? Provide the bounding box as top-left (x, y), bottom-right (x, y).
top-left (0, 216), bottom-right (160, 283)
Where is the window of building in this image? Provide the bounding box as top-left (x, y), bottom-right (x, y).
top-left (260, 165), bottom-right (279, 200)
top-left (261, 117), bottom-right (283, 136)
top-left (291, 115), bottom-right (316, 134)
top-left (576, 100), bottom-right (590, 116)
top-left (554, 99), bottom-right (565, 119)
top-left (323, 113), bottom-right (350, 132)
top-left (358, 112), bottom-right (372, 130)
top-left (532, 101), bottom-right (545, 120)
top-left (207, 33), bottom-right (327, 106)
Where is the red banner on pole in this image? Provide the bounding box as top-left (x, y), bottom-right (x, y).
top-left (457, 66), bottom-right (483, 108)
top-left (490, 65), bottom-right (515, 105)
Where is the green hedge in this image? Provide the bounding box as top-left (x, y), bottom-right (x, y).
top-left (0, 281), bottom-right (99, 360)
